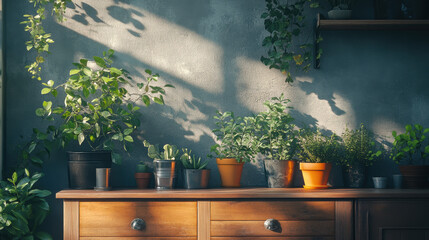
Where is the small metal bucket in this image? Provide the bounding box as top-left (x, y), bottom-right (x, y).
top-left (183, 169), bottom-right (210, 189)
top-left (154, 160), bottom-right (177, 190)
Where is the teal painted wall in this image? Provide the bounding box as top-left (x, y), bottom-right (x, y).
top-left (4, 0), bottom-right (429, 238)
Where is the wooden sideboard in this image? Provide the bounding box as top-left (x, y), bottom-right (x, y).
top-left (56, 188), bottom-right (429, 240)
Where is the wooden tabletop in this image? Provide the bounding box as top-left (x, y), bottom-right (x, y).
top-left (56, 188), bottom-right (429, 199)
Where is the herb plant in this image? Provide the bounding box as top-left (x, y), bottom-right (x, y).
top-left (391, 124), bottom-right (429, 165)
top-left (298, 129), bottom-right (342, 163)
top-left (136, 161), bottom-right (150, 173)
top-left (180, 148), bottom-right (209, 169)
top-left (143, 141), bottom-right (180, 160)
top-left (0, 170), bottom-right (51, 240)
top-left (261, 0), bottom-right (321, 83)
top-left (255, 94), bottom-right (298, 161)
top-left (340, 124), bottom-right (382, 167)
top-left (210, 111), bottom-right (257, 163)
top-left (23, 49), bottom-right (173, 165)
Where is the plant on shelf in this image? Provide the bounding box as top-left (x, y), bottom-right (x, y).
top-left (261, 0), bottom-right (321, 83)
top-left (298, 129), bottom-right (342, 189)
top-left (143, 141), bottom-right (179, 189)
top-left (180, 148), bottom-right (210, 189)
top-left (390, 124), bottom-right (429, 188)
top-left (22, 49), bottom-right (172, 189)
top-left (340, 124), bottom-right (382, 188)
top-left (210, 111), bottom-right (257, 187)
top-left (327, 0), bottom-right (356, 19)
top-left (0, 170), bottom-right (51, 240)
top-left (135, 161), bottom-right (151, 189)
top-left (254, 94), bottom-right (298, 188)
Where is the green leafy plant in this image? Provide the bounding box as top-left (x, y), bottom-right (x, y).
top-left (390, 124), bottom-right (429, 165)
top-left (136, 161), bottom-right (150, 173)
top-left (210, 111), bottom-right (257, 163)
top-left (255, 94), bottom-right (298, 161)
top-left (0, 169), bottom-right (51, 240)
top-left (298, 129), bottom-right (342, 163)
top-left (22, 49), bottom-right (173, 165)
top-left (261, 0), bottom-right (321, 83)
top-left (340, 124), bottom-right (382, 167)
top-left (328, 0), bottom-right (356, 9)
top-left (143, 141), bottom-right (180, 160)
top-left (180, 148), bottom-right (209, 169)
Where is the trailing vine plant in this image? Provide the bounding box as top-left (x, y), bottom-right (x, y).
top-left (21, 0), bottom-right (71, 80)
top-left (261, 0), bottom-right (321, 83)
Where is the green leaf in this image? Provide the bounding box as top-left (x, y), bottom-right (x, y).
top-left (124, 135), bottom-right (134, 142)
top-left (153, 96), bottom-right (164, 105)
top-left (35, 231), bottom-right (53, 240)
top-left (102, 77), bottom-right (112, 83)
top-left (28, 142), bottom-right (37, 153)
top-left (83, 68), bottom-right (92, 76)
top-left (42, 101), bottom-right (52, 111)
top-left (95, 123), bottom-right (101, 137)
top-left (47, 80), bottom-right (54, 87)
top-left (41, 88), bottom-right (51, 94)
top-left (36, 108), bottom-right (45, 117)
top-left (124, 128), bottom-right (133, 135)
top-left (100, 111), bottom-right (111, 118)
top-left (142, 95), bottom-right (150, 106)
top-left (12, 172), bottom-right (17, 184)
top-left (83, 87), bottom-right (90, 98)
top-left (164, 84), bottom-right (175, 88)
top-left (80, 59), bottom-right (88, 66)
top-left (78, 133), bottom-right (85, 145)
top-left (110, 67), bottom-right (122, 75)
top-left (69, 69), bottom-right (80, 75)
top-left (93, 56), bottom-right (106, 68)
top-left (29, 189), bottom-right (51, 198)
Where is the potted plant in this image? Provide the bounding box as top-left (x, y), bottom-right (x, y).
top-left (180, 148), bottom-right (210, 189)
top-left (327, 0), bottom-right (356, 19)
top-left (255, 94), bottom-right (298, 188)
top-left (135, 161), bottom-right (152, 189)
top-left (23, 49), bottom-right (172, 189)
top-left (390, 124), bottom-right (429, 188)
top-left (261, 0), bottom-right (320, 83)
top-left (210, 111), bottom-right (257, 187)
top-left (340, 124), bottom-right (382, 188)
top-left (144, 141), bottom-right (179, 190)
top-left (298, 129), bottom-right (342, 189)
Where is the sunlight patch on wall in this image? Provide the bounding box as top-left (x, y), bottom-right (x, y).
top-left (372, 118), bottom-right (401, 141)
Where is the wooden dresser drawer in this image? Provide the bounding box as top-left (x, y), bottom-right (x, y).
top-left (80, 201), bottom-right (197, 237)
top-left (211, 201), bottom-right (335, 238)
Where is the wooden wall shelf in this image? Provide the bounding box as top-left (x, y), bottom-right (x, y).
top-left (313, 13), bottom-right (429, 68)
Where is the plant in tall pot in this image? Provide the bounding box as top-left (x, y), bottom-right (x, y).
top-left (298, 129), bottom-right (342, 189)
top-left (340, 124), bottom-right (382, 188)
top-left (390, 124), bottom-right (429, 188)
top-left (23, 49), bottom-right (172, 189)
top-left (255, 94), bottom-right (298, 188)
top-left (210, 111), bottom-right (257, 187)
top-left (144, 141), bottom-right (180, 190)
top-left (180, 148), bottom-right (210, 189)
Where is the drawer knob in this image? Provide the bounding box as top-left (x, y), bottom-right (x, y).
top-left (264, 219), bottom-right (281, 233)
top-left (131, 218), bottom-right (146, 230)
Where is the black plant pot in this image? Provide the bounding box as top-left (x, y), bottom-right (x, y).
top-left (68, 151), bottom-right (112, 189)
top-left (343, 165), bottom-right (366, 188)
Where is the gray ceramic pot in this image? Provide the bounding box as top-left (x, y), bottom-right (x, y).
top-left (183, 169), bottom-right (210, 189)
top-left (154, 160), bottom-right (177, 190)
top-left (343, 165), bottom-right (366, 188)
top-left (264, 160), bottom-right (295, 188)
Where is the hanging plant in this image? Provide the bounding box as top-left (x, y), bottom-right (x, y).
top-left (261, 0), bottom-right (321, 83)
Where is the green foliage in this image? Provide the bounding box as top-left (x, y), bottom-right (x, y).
top-left (340, 124), bottom-right (382, 167)
top-left (0, 170), bottom-right (52, 240)
top-left (143, 141), bottom-right (179, 160)
top-left (254, 94), bottom-right (298, 161)
top-left (210, 111), bottom-right (257, 163)
top-left (23, 50), bottom-right (172, 165)
top-left (136, 161), bottom-right (150, 173)
top-left (298, 129), bottom-right (342, 163)
top-left (261, 0), bottom-right (320, 83)
top-left (180, 148), bottom-right (209, 170)
top-left (390, 124), bottom-right (429, 165)
top-left (328, 0), bottom-right (356, 9)
top-left (22, 0), bottom-right (71, 80)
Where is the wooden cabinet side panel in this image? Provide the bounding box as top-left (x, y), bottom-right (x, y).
top-left (64, 200), bottom-right (79, 240)
top-left (335, 201), bottom-right (353, 240)
top-left (198, 201), bottom-right (210, 240)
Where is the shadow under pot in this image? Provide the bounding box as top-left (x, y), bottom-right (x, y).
top-left (342, 165), bottom-right (366, 188)
top-left (216, 158), bottom-right (244, 188)
top-left (183, 169), bottom-right (210, 189)
top-left (264, 160), bottom-right (295, 188)
top-left (399, 165), bottom-right (429, 189)
top-left (67, 151), bottom-right (112, 189)
top-left (153, 160), bottom-right (177, 190)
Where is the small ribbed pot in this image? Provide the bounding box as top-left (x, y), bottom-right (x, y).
top-left (343, 165), bottom-right (366, 188)
top-left (264, 160), bottom-right (295, 188)
top-left (183, 169), bottom-right (210, 189)
top-left (153, 160), bottom-right (176, 190)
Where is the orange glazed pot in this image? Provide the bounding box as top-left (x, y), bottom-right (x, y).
top-left (216, 158), bottom-right (244, 188)
top-left (300, 162), bottom-right (332, 189)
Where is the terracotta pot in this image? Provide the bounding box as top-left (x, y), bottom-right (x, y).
top-left (264, 160), bottom-right (296, 188)
top-left (216, 158), bottom-right (244, 187)
top-left (300, 162), bottom-right (332, 189)
top-left (135, 172), bottom-right (152, 189)
top-left (399, 165), bottom-right (429, 189)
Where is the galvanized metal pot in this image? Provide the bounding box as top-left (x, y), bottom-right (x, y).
top-left (183, 169), bottom-right (210, 189)
top-left (154, 160), bottom-right (177, 190)
top-left (264, 160), bottom-right (295, 188)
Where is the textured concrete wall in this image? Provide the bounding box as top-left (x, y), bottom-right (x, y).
top-left (4, 0), bottom-right (429, 238)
